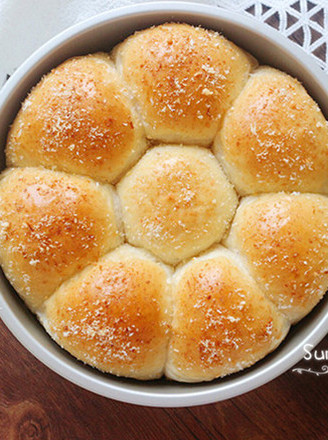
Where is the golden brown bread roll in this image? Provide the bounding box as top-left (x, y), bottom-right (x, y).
top-left (117, 145), bottom-right (238, 264)
top-left (165, 246), bottom-right (289, 382)
top-left (6, 53), bottom-right (146, 183)
top-left (1, 23), bottom-right (328, 384)
top-left (0, 168), bottom-right (123, 312)
top-left (214, 67), bottom-right (328, 195)
top-left (42, 245), bottom-right (172, 380)
top-left (113, 23), bottom-right (254, 145)
top-left (225, 193), bottom-right (328, 323)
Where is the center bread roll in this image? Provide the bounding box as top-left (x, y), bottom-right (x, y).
top-left (42, 245), bottom-right (172, 380)
top-left (165, 247), bottom-right (289, 382)
top-left (117, 145), bottom-right (238, 265)
top-left (113, 23), bottom-right (255, 145)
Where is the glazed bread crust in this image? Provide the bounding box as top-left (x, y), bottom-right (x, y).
top-left (166, 247), bottom-right (289, 382)
top-left (215, 67), bottom-right (328, 195)
top-left (43, 245), bottom-right (172, 380)
top-left (1, 22), bottom-right (328, 382)
top-left (117, 145), bottom-right (238, 264)
top-left (0, 168), bottom-right (122, 311)
top-left (225, 193), bottom-right (328, 323)
top-left (113, 23), bottom-right (254, 145)
top-left (6, 53), bottom-right (146, 183)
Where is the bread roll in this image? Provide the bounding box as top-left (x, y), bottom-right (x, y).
top-left (214, 67), bottom-right (328, 195)
top-left (6, 53), bottom-right (146, 183)
top-left (113, 23), bottom-right (254, 145)
top-left (165, 246), bottom-right (289, 382)
top-left (0, 168), bottom-right (122, 312)
top-left (42, 245), bottom-right (172, 380)
top-left (117, 145), bottom-right (238, 264)
top-left (225, 193), bottom-right (328, 323)
top-left (2, 24), bottom-right (328, 384)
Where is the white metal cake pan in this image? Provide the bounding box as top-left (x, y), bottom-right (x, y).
top-left (0, 2), bottom-right (327, 407)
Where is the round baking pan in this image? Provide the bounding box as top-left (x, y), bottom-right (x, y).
top-left (0, 2), bottom-right (327, 407)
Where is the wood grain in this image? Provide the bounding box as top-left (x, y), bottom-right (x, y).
top-left (1, 318), bottom-right (327, 439)
top-left (1, 5), bottom-right (328, 439)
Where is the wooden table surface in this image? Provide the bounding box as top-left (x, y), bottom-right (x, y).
top-left (0, 318), bottom-right (327, 439)
top-left (1, 5), bottom-right (328, 440)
